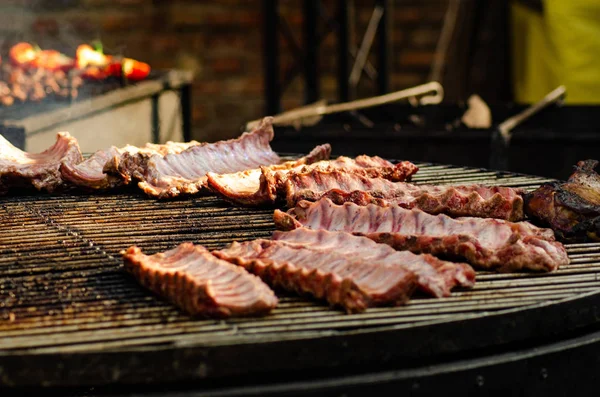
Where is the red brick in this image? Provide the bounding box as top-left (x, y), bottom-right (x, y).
top-left (210, 57), bottom-right (243, 75)
top-left (225, 77), bottom-right (264, 95)
top-left (31, 17), bottom-right (60, 36)
top-left (151, 35), bottom-right (181, 53)
top-left (391, 73), bottom-right (426, 90)
top-left (192, 103), bottom-right (210, 124)
top-left (193, 81), bottom-right (223, 95)
top-left (82, 0), bottom-right (152, 7)
top-left (394, 7), bottom-right (421, 23)
top-left (205, 34), bottom-right (252, 51)
top-left (398, 50), bottom-right (436, 67)
top-left (409, 28), bottom-right (440, 48)
top-left (101, 12), bottom-right (154, 33)
top-left (66, 16), bottom-right (98, 35)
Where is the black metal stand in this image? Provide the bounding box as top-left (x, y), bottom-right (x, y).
top-left (337, 0), bottom-right (349, 102)
top-left (180, 83), bottom-right (192, 142)
top-left (263, 1), bottom-right (391, 114)
top-left (376, 0), bottom-right (390, 95)
top-left (151, 94), bottom-right (160, 144)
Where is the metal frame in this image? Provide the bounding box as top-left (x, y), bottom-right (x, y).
top-left (263, 0), bottom-right (392, 115)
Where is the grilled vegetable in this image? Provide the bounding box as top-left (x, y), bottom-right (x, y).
top-left (9, 42), bottom-right (38, 68)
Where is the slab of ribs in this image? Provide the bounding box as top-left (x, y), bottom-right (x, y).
top-left (275, 198), bottom-right (569, 272)
top-left (122, 243), bottom-right (278, 317)
top-left (0, 131), bottom-right (82, 194)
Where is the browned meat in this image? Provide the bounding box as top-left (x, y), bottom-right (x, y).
top-left (214, 229), bottom-right (473, 312)
top-left (0, 65), bottom-right (81, 106)
top-left (269, 228), bottom-right (475, 297)
top-left (525, 159), bottom-right (600, 242)
top-left (206, 152), bottom-right (417, 206)
top-left (106, 117), bottom-right (284, 198)
top-left (205, 144), bottom-right (332, 206)
top-left (213, 233), bottom-right (419, 313)
top-left (122, 243), bottom-right (278, 318)
top-left (0, 131), bottom-right (83, 194)
top-left (282, 168), bottom-right (525, 221)
top-left (275, 198), bottom-right (569, 272)
top-left (60, 146), bottom-right (124, 190)
top-left (60, 141), bottom-right (201, 191)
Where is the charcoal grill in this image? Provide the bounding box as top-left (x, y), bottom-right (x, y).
top-left (2, 162), bottom-right (600, 395)
top-left (0, 70), bottom-right (193, 153)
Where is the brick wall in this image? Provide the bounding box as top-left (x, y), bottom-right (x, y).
top-left (0, 0), bottom-right (447, 142)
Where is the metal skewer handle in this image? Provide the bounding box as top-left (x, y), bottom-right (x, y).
top-left (498, 85), bottom-right (566, 144)
top-left (247, 82), bottom-right (444, 130)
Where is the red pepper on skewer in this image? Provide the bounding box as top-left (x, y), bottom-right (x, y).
top-left (33, 50), bottom-right (75, 72)
top-left (110, 58), bottom-right (151, 81)
top-left (75, 44), bottom-right (112, 79)
top-left (9, 42), bottom-right (38, 68)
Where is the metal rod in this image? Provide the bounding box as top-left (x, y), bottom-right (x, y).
top-left (337, 0), bottom-right (350, 102)
top-left (429, 0), bottom-right (461, 83)
top-left (280, 16), bottom-right (336, 95)
top-left (151, 94), bottom-right (160, 144)
top-left (180, 83), bottom-right (192, 142)
top-left (247, 82), bottom-right (444, 129)
top-left (303, 0), bottom-right (319, 104)
top-left (498, 85), bottom-right (567, 143)
top-left (349, 5), bottom-right (383, 87)
top-left (263, 0), bottom-right (280, 115)
top-left (376, 0), bottom-right (390, 94)
top-left (490, 85), bottom-right (566, 170)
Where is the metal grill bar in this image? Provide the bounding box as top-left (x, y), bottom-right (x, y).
top-left (1, 162), bottom-right (600, 388)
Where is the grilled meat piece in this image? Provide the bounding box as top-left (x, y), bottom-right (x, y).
top-left (525, 159), bottom-right (600, 241)
top-left (107, 117), bottom-right (284, 198)
top-left (206, 153), bottom-right (417, 206)
top-left (0, 64), bottom-right (81, 106)
top-left (60, 146), bottom-right (124, 190)
top-left (0, 131), bottom-right (82, 194)
top-left (122, 243), bottom-right (278, 318)
top-left (213, 233), bottom-right (419, 313)
top-left (205, 144), bottom-right (332, 206)
top-left (282, 168), bottom-right (525, 221)
top-left (60, 141), bottom-right (201, 190)
top-left (270, 228), bottom-right (475, 297)
top-left (275, 199), bottom-right (569, 272)
top-left (214, 229), bottom-right (474, 312)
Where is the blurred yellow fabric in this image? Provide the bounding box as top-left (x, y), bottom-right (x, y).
top-left (511, 0), bottom-right (600, 103)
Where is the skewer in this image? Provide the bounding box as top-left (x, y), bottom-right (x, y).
top-left (246, 81), bottom-right (444, 130)
top-left (490, 85), bottom-right (566, 170)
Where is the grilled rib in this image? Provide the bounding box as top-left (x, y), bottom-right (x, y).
top-left (122, 243), bottom-right (278, 318)
top-left (0, 131), bottom-right (83, 194)
top-left (61, 141), bottom-right (201, 190)
top-left (206, 153), bottom-right (417, 206)
top-left (108, 117), bottom-right (284, 198)
top-left (205, 144), bottom-right (332, 206)
top-left (213, 236), bottom-right (418, 313)
top-left (270, 228), bottom-right (475, 296)
top-left (275, 199), bottom-right (569, 272)
top-left (282, 168), bottom-right (525, 221)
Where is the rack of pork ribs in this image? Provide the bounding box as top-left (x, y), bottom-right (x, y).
top-left (0, 116), bottom-right (578, 317)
